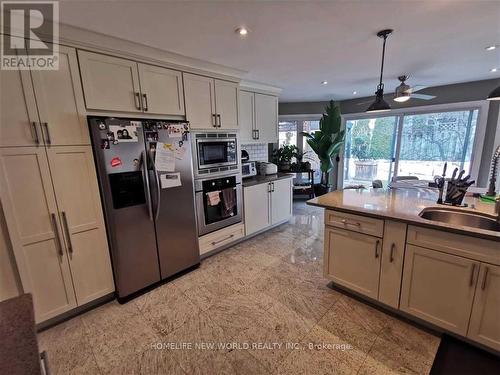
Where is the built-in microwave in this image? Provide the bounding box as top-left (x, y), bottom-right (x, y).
top-left (193, 133), bottom-right (239, 178)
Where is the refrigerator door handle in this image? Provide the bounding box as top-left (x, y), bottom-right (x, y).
top-left (141, 151), bottom-right (153, 221)
top-left (149, 151), bottom-right (161, 221)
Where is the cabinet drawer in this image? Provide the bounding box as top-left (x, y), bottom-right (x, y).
top-left (407, 226), bottom-right (500, 266)
top-left (325, 210), bottom-right (384, 238)
top-left (199, 223), bottom-right (244, 256)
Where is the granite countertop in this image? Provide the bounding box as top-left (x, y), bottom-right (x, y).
top-left (242, 173), bottom-right (294, 187)
top-left (307, 187), bottom-right (500, 241)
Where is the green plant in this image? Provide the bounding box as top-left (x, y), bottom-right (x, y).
top-left (301, 100), bottom-right (345, 186)
top-left (272, 145), bottom-right (299, 164)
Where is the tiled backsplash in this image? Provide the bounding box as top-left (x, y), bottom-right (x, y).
top-left (241, 143), bottom-right (269, 162)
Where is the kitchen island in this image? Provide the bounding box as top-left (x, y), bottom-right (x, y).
top-left (307, 188), bottom-right (500, 352)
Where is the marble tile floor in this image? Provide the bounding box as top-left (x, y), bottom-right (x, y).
top-left (38, 201), bottom-right (441, 375)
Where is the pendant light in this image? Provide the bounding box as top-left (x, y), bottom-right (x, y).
top-left (366, 29), bottom-right (393, 113)
top-left (487, 86), bottom-right (500, 100)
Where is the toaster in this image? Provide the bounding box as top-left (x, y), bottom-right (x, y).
top-left (257, 162), bottom-right (278, 176)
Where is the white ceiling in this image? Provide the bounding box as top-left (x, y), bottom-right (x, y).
top-left (58, 0), bottom-right (500, 102)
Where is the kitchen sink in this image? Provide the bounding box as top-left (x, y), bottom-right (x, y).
top-left (419, 207), bottom-right (500, 232)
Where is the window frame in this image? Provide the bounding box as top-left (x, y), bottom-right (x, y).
top-left (338, 100), bottom-right (489, 189)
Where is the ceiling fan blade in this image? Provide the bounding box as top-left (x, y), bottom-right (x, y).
top-left (356, 99), bottom-right (374, 105)
top-left (409, 85), bottom-right (428, 93)
top-left (411, 93), bottom-right (436, 100)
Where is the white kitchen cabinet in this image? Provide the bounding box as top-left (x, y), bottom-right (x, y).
top-left (0, 147), bottom-right (77, 322)
top-left (270, 178), bottom-right (293, 225)
top-left (378, 220), bottom-right (407, 308)
top-left (214, 79), bottom-right (239, 129)
top-left (31, 45), bottom-right (88, 146)
top-left (244, 178), bottom-right (292, 236)
top-left (239, 91), bottom-right (255, 141)
top-left (0, 67), bottom-right (39, 147)
top-left (46, 146), bottom-right (114, 306)
top-left (244, 182), bottom-right (271, 236)
top-left (239, 91), bottom-right (279, 143)
top-left (78, 50), bottom-right (142, 113)
top-left (400, 245), bottom-right (479, 335)
top-left (255, 93), bottom-right (278, 143)
top-left (468, 263), bottom-right (500, 351)
top-left (184, 73), bottom-right (239, 130)
top-left (324, 227), bottom-right (382, 299)
top-left (137, 63), bottom-right (185, 116)
top-left (183, 73), bottom-right (216, 129)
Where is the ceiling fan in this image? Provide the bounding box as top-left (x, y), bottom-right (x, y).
top-left (393, 75), bottom-right (436, 102)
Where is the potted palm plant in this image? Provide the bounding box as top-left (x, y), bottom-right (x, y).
top-left (272, 145), bottom-right (299, 171)
top-left (301, 100), bottom-right (345, 195)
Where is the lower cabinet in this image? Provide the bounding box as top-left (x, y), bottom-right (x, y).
top-left (400, 245), bottom-right (478, 335)
top-left (467, 264), bottom-right (500, 351)
top-left (324, 227), bottom-right (381, 299)
top-left (0, 146), bottom-right (114, 323)
top-left (244, 178), bottom-right (292, 236)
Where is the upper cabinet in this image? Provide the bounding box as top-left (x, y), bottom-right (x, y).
top-left (1, 45), bottom-right (88, 147)
top-left (239, 90), bottom-right (278, 143)
top-left (184, 73), bottom-right (239, 130)
top-left (78, 50), bottom-right (185, 116)
top-left (137, 63), bottom-right (185, 116)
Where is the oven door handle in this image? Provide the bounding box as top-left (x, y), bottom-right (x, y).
top-left (141, 151), bottom-right (153, 221)
top-left (148, 151), bottom-right (161, 221)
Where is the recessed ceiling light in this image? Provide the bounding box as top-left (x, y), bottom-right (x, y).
top-left (321, 81), bottom-right (328, 85)
top-left (486, 45), bottom-right (497, 51)
top-left (352, 91), bottom-right (357, 95)
top-left (491, 68), bottom-right (498, 73)
top-left (235, 27), bottom-right (248, 36)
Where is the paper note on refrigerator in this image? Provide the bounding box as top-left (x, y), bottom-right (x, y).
top-left (155, 142), bottom-right (175, 172)
top-left (160, 172), bottom-right (182, 189)
top-left (174, 144), bottom-right (187, 160)
top-left (168, 124), bottom-right (184, 138)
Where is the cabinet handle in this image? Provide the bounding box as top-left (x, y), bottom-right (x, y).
top-left (256, 129), bottom-right (259, 139)
top-left (211, 234), bottom-right (234, 246)
top-left (469, 264), bottom-right (476, 287)
top-left (50, 213), bottom-right (63, 257)
top-left (42, 122), bottom-right (51, 145)
top-left (374, 240), bottom-right (380, 258)
top-left (61, 211), bottom-right (73, 254)
top-left (135, 92), bottom-right (142, 110)
top-left (481, 267), bottom-right (489, 290)
top-left (212, 114), bottom-right (217, 127)
top-left (271, 182), bottom-right (275, 192)
top-left (217, 114), bottom-right (221, 128)
top-left (340, 219), bottom-right (361, 227)
top-left (40, 351), bottom-right (49, 375)
top-left (31, 122), bottom-right (40, 145)
top-left (142, 93), bottom-right (148, 111)
top-left (390, 243), bottom-right (396, 263)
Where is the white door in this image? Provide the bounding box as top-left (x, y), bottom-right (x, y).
top-left (214, 79), bottom-right (239, 129)
top-left (0, 147), bottom-right (76, 322)
top-left (325, 227), bottom-right (382, 299)
top-left (255, 93), bottom-right (278, 143)
top-left (47, 146), bottom-right (115, 305)
top-left (243, 183), bottom-right (271, 236)
top-left (271, 178), bottom-right (292, 225)
top-left (239, 91), bottom-right (255, 142)
top-left (78, 50), bottom-right (142, 113)
top-left (31, 45), bottom-right (89, 146)
top-left (400, 245), bottom-right (478, 335)
top-left (183, 73), bottom-right (216, 130)
top-left (0, 64), bottom-right (40, 146)
top-left (137, 63), bottom-right (185, 116)
top-left (468, 263), bottom-right (500, 351)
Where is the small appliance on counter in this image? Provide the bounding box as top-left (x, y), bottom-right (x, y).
top-left (257, 161), bottom-right (278, 176)
top-left (242, 161), bottom-right (257, 178)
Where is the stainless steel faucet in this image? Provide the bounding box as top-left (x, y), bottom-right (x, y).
top-left (486, 145), bottom-right (500, 197)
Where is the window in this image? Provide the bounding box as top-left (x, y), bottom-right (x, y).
top-left (302, 120), bottom-right (321, 181)
top-left (278, 121), bottom-right (298, 147)
top-left (341, 106), bottom-right (481, 188)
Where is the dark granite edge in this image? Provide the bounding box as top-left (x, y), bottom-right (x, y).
top-left (242, 173), bottom-right (294, 187)
top-left (307, 200), bottom-right (500, 242)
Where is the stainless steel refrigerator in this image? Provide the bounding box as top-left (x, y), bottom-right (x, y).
top-left (89, 117), bottom-right (199, 300)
